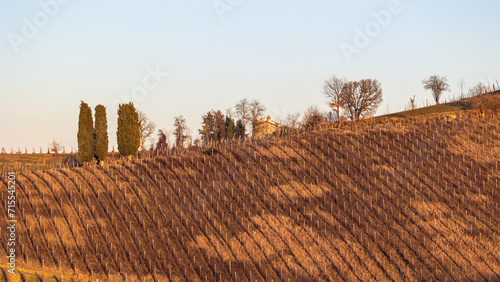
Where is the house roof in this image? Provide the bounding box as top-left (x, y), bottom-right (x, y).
top-left (257, 115), bottom-right (280, 127)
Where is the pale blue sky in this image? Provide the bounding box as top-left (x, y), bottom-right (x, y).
top-left (1, 0), bottom-right (499, 151)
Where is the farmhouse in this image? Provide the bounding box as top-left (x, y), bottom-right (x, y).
top-left (253, 115), bottom-right (280, 138)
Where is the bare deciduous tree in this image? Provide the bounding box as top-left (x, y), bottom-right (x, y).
top-left (225, 107), bottom-right (233, 119)
top-left (457, 78), bottom-right (467, 99)
top-left (173, 115), bottom-right (189, 149)
top-left (322, 111), bottom-right (337, 123)
top-left (385, 103), bottom-right (391, 115)
top-left (138, 111), bottom-right (156, 150)
top-left (423, 75), bottom-right (450, 105)
top-left (471, 82), bottom-right (490, 114)
top-left (302, 105), bottom-right (324, 130)
top-left (234, 98), bottom-right (251, 128)
top-left (409, 95), bottom-right (416, 111)
top-left (341, 79), bottom-right (383, 121)
top-left (323, 75), bottom-right (346, 127)
top-left (156, 129), bottom-right (169, 152)
top-left (276, 112), bottom-right (301, 129)
top-left (49, 139), bottom-right (63, 155)
top-left (285, 112), bottom-right (301, 129)
top-left (249, 99), bottom-right (266, 129)
top-left (472, 82), bottom-right (487, 96)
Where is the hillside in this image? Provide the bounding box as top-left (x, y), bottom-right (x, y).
top-left (380, 92), bottom-right (500, 119)
top-left (1, 115), bottom-right (499, 281)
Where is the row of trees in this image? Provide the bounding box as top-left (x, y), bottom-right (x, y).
top-left (196, 98), bottom-right (266, 144)
top-left (76, 75), bottom-right (495, 161)
top-left (77, 102), bottom-right (109, 164)
top-left (199, 110), bottom-right (245, 143)
top-left (78, 101), bottom-right (147, 163)
top-left (323, 76), bottom-right (383, 125)
top-left (230, 98), bottom-right (267, 133)
top-left (324, 75), bottom-right (497, 122)
top-left (418, 75), bottom-right (497, 108)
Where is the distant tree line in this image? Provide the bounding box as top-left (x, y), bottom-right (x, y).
top-left (199, 110), bottom-right (245, 144)
top-left (197, 98), bottom-right (266, 144)
top-left (74, 74), bottom-right (497, 164)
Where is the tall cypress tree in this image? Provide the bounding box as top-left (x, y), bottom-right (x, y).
top-left (225, 116), bottom-right (234, 140)
top-left (117, 102), bottom-right (140, 159)
top-left (94, 104), bottom-right (108, 164)
top-left (77, 101), bottom-right (94, 163)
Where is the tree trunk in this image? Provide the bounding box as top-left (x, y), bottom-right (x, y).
top-left (336, 108), bottom-right (341, 128)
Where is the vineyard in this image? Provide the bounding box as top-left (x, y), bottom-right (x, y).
top-left (1, 114), bottom-right (499, 281)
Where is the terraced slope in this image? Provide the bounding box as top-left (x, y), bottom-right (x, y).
top-left (1, 115), bottom-right (499, 281)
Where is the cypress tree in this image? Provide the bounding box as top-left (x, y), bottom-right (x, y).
top-left (94, 104), bottom-right (108, 164)
top-left (199, 111), bottom-right (215, 143)
top-left (225, 116), bottom-right (234, 140)
top-left (77, 101), bottom-right (94, 163)
top-left (214, 110), bottom-right (226, 141)
top-left (234, 119), bottom-right (246, 140)
top-left (117, 102), bottom-right (140, 159)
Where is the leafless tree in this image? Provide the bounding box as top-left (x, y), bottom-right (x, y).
top-left (423, 75), bottom-right (450, 104)
top-left (302, 105), bottom-right (324, 130)
top-left (156, 129), bottom-right (170, 152)
top-left (322, 111), bottom-right (337, 122)
top-left (173, 115), bottom-right (189, 149)
top-left (285, 112), bottom-right (301, 129)
top-left (470, 82), bottom-right (489, 114)
top-left (470, 82), bottom-right (490, 97)
top-left (409, 95), bottom-right (416, 111)
top-left (457, 78), bottom-right (467, 99)
top-left (385, 103), bottom-right (391, 115)
top-left (49, 139), bottom-right (63, 155)
top-left (323, 75), bottom-right (346, 127)
top-left (225, 107), bottom-right (234, 119)
top-left (234, 98), bottom-right (251, 128)
top-left (138, 111), bottom-right (156, 150)
top-left (185, 128), bottom-right (194, 147)
top-left (341, 79), bottom-right (383, 121)
top-left (276, 112), bottom-right (301, 129)
top-left (249, 99), bottom-right (267, 129)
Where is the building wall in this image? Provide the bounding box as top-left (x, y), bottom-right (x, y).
top-left (253, 120), bottom-right (279, 138)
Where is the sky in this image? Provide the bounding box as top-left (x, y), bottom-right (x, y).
top-left (1, 0), bottom-right (499, 152)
